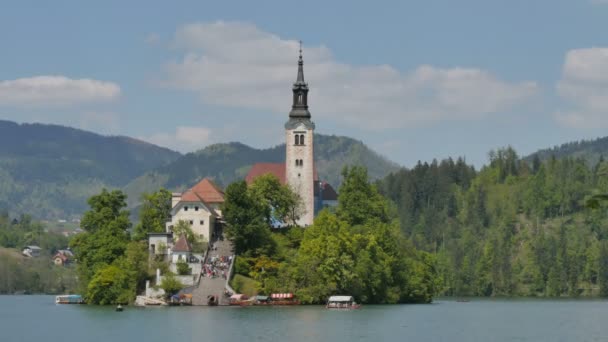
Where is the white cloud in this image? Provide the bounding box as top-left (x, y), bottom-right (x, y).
top-left (0, 76), bottom-right (120, 107)
top-left (142, 126), bottom-right (212, 152)
top-left (161, 21), bottom-right (539, 130)
top-left (555, 48), bottom-right (608, 128)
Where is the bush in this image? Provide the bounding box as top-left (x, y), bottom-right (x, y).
top-left (176, 259), bottom-right (191, 275)
top-left (160, 272), bottom-right (183, 297)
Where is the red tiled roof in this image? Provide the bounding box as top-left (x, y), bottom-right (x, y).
top-left (245, 162), bottom-right (319, 185)
top-left (190, 178), bottom-right (224, 203)
top-left (321, 182), bottom-right (338, 201)
top-left (173, 234), bottom-right (192, 252)
top-left (246, 163), bottom-right (286, 184)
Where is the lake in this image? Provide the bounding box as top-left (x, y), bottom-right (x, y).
top-left (2, 296), bottom-right (608, 342)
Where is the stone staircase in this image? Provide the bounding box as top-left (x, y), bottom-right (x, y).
top-left (191, 235), bottom-right (234, 306)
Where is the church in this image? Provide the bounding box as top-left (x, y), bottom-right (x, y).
top-left (245, 46), bottom-right (337, 226)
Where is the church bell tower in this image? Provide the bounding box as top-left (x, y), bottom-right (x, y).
top-left (285, 43), bottom-right (315, 226)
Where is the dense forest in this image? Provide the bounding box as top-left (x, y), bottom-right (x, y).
top-left (378, 147), bottom-right (608, 297)
top-left (0, 120), bottom-right (180, 219)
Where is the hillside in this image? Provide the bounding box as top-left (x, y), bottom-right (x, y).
top-left (526, 136), bottom-right (608, 166)
top-left (0, 120), bottom-right (181, 219)
top-left (124, 134), bottom-right (399, 207)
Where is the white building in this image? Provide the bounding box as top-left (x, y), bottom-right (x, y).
top-left (166, 178), bottom-right (225, 244)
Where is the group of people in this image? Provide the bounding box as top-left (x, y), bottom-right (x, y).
top-left (201, 255), bottom-right (232, 279)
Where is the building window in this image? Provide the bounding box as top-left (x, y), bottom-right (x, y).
top-left (184, 206), bottom-right (188, 211)
top-left (195, 206), bottom-right (199, 211)
top-left (294, 135), bottom-right (299, 145)
top-left (300, 159), bottom-right (303, 166)
top-left (189, 220), bottom-right (193, 225)
top-left (200, 220), bottom-right (204, 225)
top-left (298, 94), bottom-right (303, 104)
top-left (300, 134), bottom-right (305, 145)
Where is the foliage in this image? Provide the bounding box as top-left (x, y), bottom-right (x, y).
top-left (222, 181), bottom-right (276, 256)
top-left (69, 189), bottom-right (133, 302)
top-left (125, 134), bottom-right (399, 213)
top-left (248, 174), bottom-right (303, 225)
top-left (176, 259), bottom-right (191, 275)
top-left (228, 167), bottom-right (438, 304)
top-left (133, 189), bottom-right (171, 240)
top-left (160, 272), bottom-right (183, 297)
top-left (378, 149), bottom-right (608, 297)
top-left (0, 119), bottom-right (180, 219)
top-left (172, 220), bottom-right (196, 244)
top-left (0, 248), bottom-right (78, 294)
top-left (86, 265), bottom-right (133, 305)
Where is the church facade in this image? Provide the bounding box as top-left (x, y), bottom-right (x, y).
top-left (245, 47), bottom-right (337, 226)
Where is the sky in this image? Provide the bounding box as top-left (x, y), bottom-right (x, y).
top-left (1, 0), bottom-right (608, 168)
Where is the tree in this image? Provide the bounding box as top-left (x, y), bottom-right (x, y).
top-left (69, 189), bottom-right (131, 293)
top-left (222, 181), bottom-right (276, 256)
top-left (86, 265), bottom-right (133, 305)
top-left (133, 189), bottom-right (171, 240)
top-left (160, 272), bottom-right (183, 298)
top-left (249, 174), bottom-right (303, 225)
top-left (337, 166), bottom-right (390, 226)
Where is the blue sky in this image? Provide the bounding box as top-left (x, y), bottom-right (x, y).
top-left (1, 0), bottom-right (608, 168)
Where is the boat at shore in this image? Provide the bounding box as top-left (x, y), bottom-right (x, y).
top-left (326, 295), bottom-right (360, 309)
top-left (55, 295), bottom-right (84, 304)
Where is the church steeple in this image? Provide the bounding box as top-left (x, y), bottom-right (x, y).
top-left (289, 41), bottom-right (311, 119)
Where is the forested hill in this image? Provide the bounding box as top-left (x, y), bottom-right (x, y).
top-left (0, 120), bottom-right (180, 219)
top-left (378, 148), bottom-right (608, 297)
top-left (526, 136), bottom-right (608, 166)
top-left (124, 134), bottom-right (399, 208)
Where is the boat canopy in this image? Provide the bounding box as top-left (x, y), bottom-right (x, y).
top-left (271, 293), bottom-right (294, 299)
top-left (255, 295), bottom-right (269, 301)
top-left (230, 294), bottom-right (248, 300)
top-left (328, 296), bottom-right (354, 302)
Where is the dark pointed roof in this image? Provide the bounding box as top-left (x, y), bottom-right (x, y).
top-left (289, 42), bottom-right (311, 119)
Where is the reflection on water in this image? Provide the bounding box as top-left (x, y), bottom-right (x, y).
top-left (2, 296), bottom-right (608, 342)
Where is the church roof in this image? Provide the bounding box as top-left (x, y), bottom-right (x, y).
top-left (172, 234), bottom-right (191, 252)
top-left (245, 162), bottom-right (319, 185)
top-left (245, 163), bottom-right (286, 184)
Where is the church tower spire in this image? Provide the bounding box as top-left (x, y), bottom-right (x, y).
top-left (289, 41), bottom-right (311, 119)
top-left (285, 41), bottom-right (315, 227)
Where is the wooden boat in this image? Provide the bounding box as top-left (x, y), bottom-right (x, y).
top-left (326, 296), bottom-right (361, 309)
top-left (268, 293), bottom-right (301, 305)
top-left (55, 295), bottom-right (84, 304)
top-left (115, 304), bottom-right (123, 312)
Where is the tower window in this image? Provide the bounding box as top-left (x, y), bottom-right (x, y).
top-left (300, 134), bottom-right (305, 145)
top-left (298, 94), bottom-right (303, 104)
top-left (184, 206), bottom-right (188, 211)
top-left (294, 134), bottom-right (299, 145)
top-left (300, 159), bottom-right (303, 166)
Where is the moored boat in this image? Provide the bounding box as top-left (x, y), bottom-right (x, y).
top-left (326, 295), bottom-right (360, 309)
top-left (269, 293), bottom-right (300, 305)
top-left (55, 294), bottom-right (84, 304)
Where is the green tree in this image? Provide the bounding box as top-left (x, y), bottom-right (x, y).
top-left (160, 272), bottom-right (183, 298)
top-left (86, 265), bottom-right (133, 305)
top-left (133, 189), bottom-right (171, 240)
top-left (69, 189), bottom-right (131, 293)
top-left (249, 174), bottom-right (303, 225)
top-left (222, 181), bottom-right (275, 256)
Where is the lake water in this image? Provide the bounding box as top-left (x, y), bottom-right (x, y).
top-left (2, 296), bottom-right (608, 342)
